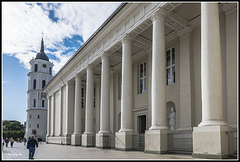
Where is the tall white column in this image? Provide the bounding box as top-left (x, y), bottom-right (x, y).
top-left (119, 35), bottom-right (133, 132)
top-left (85, 66), bottom-right (94, 133)
top-left (82, 65), bottom-right (95, 147)
top-left (199, 3), bottom-right (226, 127)
top-left (74, 74), bottom-right (82, 134)
top-left (62, 81), bottom-right (74, 145)
top-left (115, 35), bottom-right (134, 151)
top-left (145, 9), bottom-right (168, 154)
top-left (51, 93), bottom-right (55, 136)
top-left (193, 3), bottom-right (229, 158)
top-left (150, 10), bottom-right (167, 130)
top-left (58, 87), bottom-right (62, 136)
top-left (96, 53), bottom-right (111, 149)
top-left (99, 54), bottom-right (110, 133)
top-left (71, 74), bottom-right (82, 145)
top-left (46, 95), bottom-right (51, 138)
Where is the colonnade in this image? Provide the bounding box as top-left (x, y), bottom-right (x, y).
top-left (47, 3), bottom-right (229, 158)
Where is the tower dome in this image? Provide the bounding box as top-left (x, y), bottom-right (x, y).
top-left (35, 38), bottom-right (49, 61)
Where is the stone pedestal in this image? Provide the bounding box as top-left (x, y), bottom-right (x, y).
top-left (115, 131), bottom-right (134, 151)
top-left (144, 129), bottom-right (168, 154)
top-left (192, 125), bottom-right (229, 159)
top-left (61, 134), bottom-right (71, 145)
top-left (47, 136), bottom-right (62, 144)
top-left (71, 133), bottom-right (82, 146)
top-left (82, 133), bottom-right (95, 147)
top-left (96, 132), bottom-right (111, 149)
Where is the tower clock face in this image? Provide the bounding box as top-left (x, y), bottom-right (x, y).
top-left (43, 64), bottom-right (47, 68)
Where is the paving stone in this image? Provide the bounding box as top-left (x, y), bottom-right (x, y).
top-left (2, 142), bottom-right (201, 160)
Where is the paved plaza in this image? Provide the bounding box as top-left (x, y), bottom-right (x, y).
top-left (1, 142), bottom-right (203, 160)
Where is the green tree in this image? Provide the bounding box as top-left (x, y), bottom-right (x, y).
top-left (3, 120), bottom-right (25, 140)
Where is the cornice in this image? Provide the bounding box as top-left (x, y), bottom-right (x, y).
top-left (221, 3), bottom-right (237, 15)
top-left (46, 2), bottom-right (192, 96)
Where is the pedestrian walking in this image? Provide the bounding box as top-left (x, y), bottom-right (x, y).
top-left (27, 135), bottom-right (38, 159)
top-left (23, 137), bottom-right (27, 145)
top-left (10, 137), bottom-right (14, 147)
top-left (2, 138), bottom-right (4, 147)
top-left (5, 138), bottom-right (9, 147)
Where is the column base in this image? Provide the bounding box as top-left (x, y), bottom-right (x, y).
top-left (71, 133), bottom-right (82, 146)
top-left (193, 125), bottom-right (229, 159)
top-left (46, 136), bottom-right (62, 144)
top-left (81, 133), bottom-right (95, 147)
top-left (96, 132), bottom-right (111, 149)
top-left (61, 134), bottom-right (71, 145)
top-left (115, 131), bottom-right (134, 151)
top-left (198, 120), bottom-right (227, 127)
top-left (144, 129), bottom-right (168, 154)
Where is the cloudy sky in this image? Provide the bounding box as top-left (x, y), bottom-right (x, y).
top-left (2, 2), bottom-right (121, 124)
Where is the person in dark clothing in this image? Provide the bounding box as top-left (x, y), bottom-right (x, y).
top-left (5, 138), bottom-right (9, 147)
top-left (27, 135), bottom-right (38, 159)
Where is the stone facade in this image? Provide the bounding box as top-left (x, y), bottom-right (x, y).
top-left (44, 2), bottom-right (238, 159)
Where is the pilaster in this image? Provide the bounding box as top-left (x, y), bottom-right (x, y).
top-left (179, 27), bottom-right (193, 129)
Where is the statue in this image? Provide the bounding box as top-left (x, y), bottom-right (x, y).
top-left (168, 107), bottom-right (175, 130)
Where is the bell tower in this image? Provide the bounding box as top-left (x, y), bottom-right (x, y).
top-left (25, 37), bottom-right (53, 141)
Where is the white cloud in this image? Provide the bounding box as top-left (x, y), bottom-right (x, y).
top-left (2, 2), bottom-right (121, 74)
top-left (3, 81), bottom-right (11, 84)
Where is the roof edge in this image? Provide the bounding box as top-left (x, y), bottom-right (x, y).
top-left (44, 2), bottom-right (127, 90)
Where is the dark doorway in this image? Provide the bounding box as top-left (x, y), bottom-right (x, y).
top-left (138, 115), bottom-right (146, 134)
top-left (32, 129), bottom-right (36, 135)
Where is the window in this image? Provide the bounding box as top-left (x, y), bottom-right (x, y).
top-left (33, 99), bottom-right (36, 107)
top-left (49, 67), bottom-right (52, 75)
top-left (30, 115), bottom-right (32, 119)
top-left (139, 61), bottom-right (147, 93)
top-left (29, 124), bottom-right (31, 128)
top-left (38, 115), bottom-right (40, 119)
top-left (42, 64), bottom-right (46, 68)
top-left (42, 99), bottom-right (45, 107)
top-left (42, 80), bottom-right (46, 89)
top-left (34, 64), bottom-right (38, 72)
top-left (37, 124), bottom-right (39, 128)
top-left (166, 47), bottom-right (175, 85)
top-left (33, 79), bottom-right (36, 89)
top-left (81, 88), bottom-right (84, 108)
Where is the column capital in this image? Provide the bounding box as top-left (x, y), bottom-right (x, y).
top-left (67, 80), bottom-right (75, 85)
top-left (151, 8), bottom-right (167, 22)
top-left (86, 64), bottom-right (94, 71)
top-left (75, 73), bottom-right (82, 79)
top-left (110, 68), bottom-right (115, 74)
top-left (121, 34), bottom-right (134, 44)
top-left (101, 51), bottom-right (110, 60)
top-left (178, 26), bottom-right (192, 39)
top-left (145, 48), bottom-right (152, 55)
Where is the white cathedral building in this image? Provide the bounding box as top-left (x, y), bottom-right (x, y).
top-left (44, 2), bottom-right (237, 159)
top-left (25, 38), bottom-right (53, 141)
